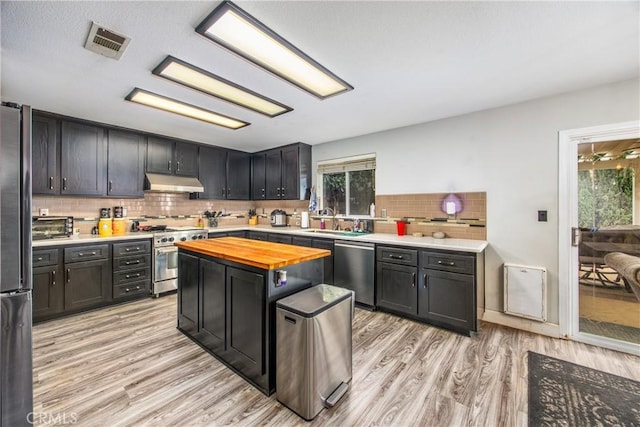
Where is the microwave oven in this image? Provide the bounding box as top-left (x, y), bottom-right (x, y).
top-left (32, 216), bottom-right (74, 240)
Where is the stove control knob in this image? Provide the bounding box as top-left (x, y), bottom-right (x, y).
top-left (191, 235), bottom-right (198, 240)
top-left (180, 237), bottom-right (187, 242)
top-left (168, 237), bottom-right (175, 242)
top-left (161, 238), bottom-right (168, 243)
top-left (198, 235), bottom-right (204, 239)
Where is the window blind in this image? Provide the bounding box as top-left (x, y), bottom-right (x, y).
top-left (317, 154), bottom-right (376, 174)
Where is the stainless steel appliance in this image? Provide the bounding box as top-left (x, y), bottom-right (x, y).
top-left (31, 215), bottom-right (73, 240)
top-left (152, 227), bottom-right (207, 296)
top-left (276, 284), bottom-right (353, 421)
top-left (334, 240), bottom-right (375, 307)
top-left (1, 103), bottom-right (33, 426)
top-left (270, 209), bottom-right (287, 227)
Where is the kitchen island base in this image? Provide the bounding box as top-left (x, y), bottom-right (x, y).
top-left (176, 238), bottom-right (329, 396)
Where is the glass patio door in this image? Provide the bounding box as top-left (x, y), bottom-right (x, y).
top-left (576, 140), bottom-right (640, 346)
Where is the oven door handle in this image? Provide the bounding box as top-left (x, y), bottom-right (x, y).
top-left (156, 247), bottom-right (178, 254)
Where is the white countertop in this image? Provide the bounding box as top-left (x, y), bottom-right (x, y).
top-left (208, 225), bottom-right (488, 253)
top-left (32, 232), bottom-right (153, 248)
top-left (32, 225), bottom-right (487, 253)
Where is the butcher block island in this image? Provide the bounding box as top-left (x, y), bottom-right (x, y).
top-left (174, 237), bottom-right (330, 395)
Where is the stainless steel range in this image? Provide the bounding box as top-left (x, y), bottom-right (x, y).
top-left (152, 227), bottom-right (207, 296)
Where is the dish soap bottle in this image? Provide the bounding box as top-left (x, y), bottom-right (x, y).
top-left (370, 202), bottom-right (376, 217)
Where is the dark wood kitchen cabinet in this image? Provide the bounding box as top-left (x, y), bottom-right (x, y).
top-left (146, 136), bottom-right (198, 177)
top-left (375, 246), bottom-right (479, 335)
top-left (63, 244), bottom-right (112, 311)
top-left (197, 258), bottom-right (226, 353)
top-left (106, 129), bottom-right (145, 197)
top-left (193, 148), bottom-right (250, 200)
top-left (251, 152), bottom-right (266, 199)
top-left (177, 251), bottom-right (200, 335)
top-left (291, 236), bottom-right (335, 284)
top-left (60, 121), bottom-right (107, 196)
top-left (177, 252), bottom-right (268, 391)
top-left (226, 150), bottom-right (251, 200)
top-left (253, 143), bottom-right (311, 200)
top-left (376, 246), bottom-right (418, 316)
top-left (112, 240), bottom-right (151, 299)
top-left (32, 248), bottom-right (63, 320)
top-left (418, 252), bottom-right (476, 333)
top-left (177, 241), bottom-right (324, 395)
top-left (32, 113), bottom-right (60, 195)
top-left (197, 146), bottom-right (227, 199)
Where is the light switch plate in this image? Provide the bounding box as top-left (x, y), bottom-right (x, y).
top-left (538, 210), bottom-right (547, 222)
top-left (39, 208), bottom-right (49, 216)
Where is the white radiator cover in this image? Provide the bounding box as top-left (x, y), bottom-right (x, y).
top-left (503, 263), bottom-right (547, 322)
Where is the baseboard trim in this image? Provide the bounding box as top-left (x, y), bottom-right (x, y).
top-left (482, 309), bottom-right (562, 338)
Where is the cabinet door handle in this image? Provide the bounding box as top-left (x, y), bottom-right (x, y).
top-left (437, 260), bottom-right (455, 266)
top-left (36, 257), bottom-right (43, 261)
top-left (66, 268), bottom-right (70, 283)
top-left (125, 247), bottom-right (140, 252)
top-left (168, 160), bottom-right (172, 171)
top-left (124, 260), bottom-right (141, 265)
top-left (176, 161), bottom-right (180, 172)
top-left (108, 180), bottom-right (113, 193)
top-left (227, 188), bottom-right (231, 197)
top-left (78, 251), bottom-right (97, 257)
top-left (423, 273), bottom-right (428, 289)
top-left (261, 188), bottom-right (265, 198)
top-left (125, 286), bottom-right (141, 293)
top-left (62, 177), bottom-right (67, 191)
top-left (49, 176), bottom-right (54, 190)
top-left (125, 273), bottom-right (142, 279)
top-left (389, 254), bottom-right (404, 260)
top-left (51, 270), bottom-right (56, 286)
top-left (281, 187), bottom-right (285, 197)
top-left (412, 272), bottom-right (416, 287)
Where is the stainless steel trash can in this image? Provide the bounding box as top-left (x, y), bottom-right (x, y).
top-left (276, 284), bottom-right (353, 421)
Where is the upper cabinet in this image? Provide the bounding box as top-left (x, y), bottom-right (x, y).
top-left (32, 114), bottom-right (60, 195)
top-left (146, 136), bottom-right (198, 177)
top-left (106, 130), bottom-right (145, 197)
top-left (60, 121), bottom-right (107, 196)
top-left (197, 146), bottom-right (227, 199)
top-left (195, 148), bottom-right (250, 200)
top-left (226, 150), bottom-right (251, 200)
top-left (251, 152), bottom-right (266, 200)
top-left (253, 143), bottom-right (311, 200)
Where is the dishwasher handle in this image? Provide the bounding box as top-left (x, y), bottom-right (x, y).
top-left (334, 241), bottom-right (375, 251)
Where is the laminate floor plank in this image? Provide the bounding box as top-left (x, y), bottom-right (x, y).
top-left (32, 295), bottom-right (640, 426)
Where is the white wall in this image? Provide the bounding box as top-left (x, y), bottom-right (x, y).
top-left (312, 78), bottom-right (639, 331)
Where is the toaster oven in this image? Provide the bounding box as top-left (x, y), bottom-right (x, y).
top-left (32, 216), bottom-right (74, 240)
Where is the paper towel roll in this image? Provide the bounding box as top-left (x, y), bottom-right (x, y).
top-left (301, 211), bottom-right (310, 228)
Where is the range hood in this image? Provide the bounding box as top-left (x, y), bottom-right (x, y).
top-left (144, 173), bottom-right (204, 193)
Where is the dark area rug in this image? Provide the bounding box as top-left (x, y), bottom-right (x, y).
top-left (528, 351), bottom-right (640, 426)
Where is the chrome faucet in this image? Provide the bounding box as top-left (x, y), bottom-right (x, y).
top-left (322, 207), bottom-right (339, 230)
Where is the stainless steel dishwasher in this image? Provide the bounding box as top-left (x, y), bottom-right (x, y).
top-left (333, 240), bottom-right (375, 307)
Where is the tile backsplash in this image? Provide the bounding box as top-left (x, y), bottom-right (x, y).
top-left (33, 191), bottom-right (486, 240)
top-left (374, 192), bottom-right (486, 240)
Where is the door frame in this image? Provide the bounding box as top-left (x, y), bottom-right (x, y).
top-left (558, 120), bottom-right (640, 354)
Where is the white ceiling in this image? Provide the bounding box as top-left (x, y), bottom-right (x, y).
top-left (1, 1), bottom-right (638, 153)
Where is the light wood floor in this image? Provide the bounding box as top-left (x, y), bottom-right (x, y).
top-left (33, 295), bottom-right (640, 427)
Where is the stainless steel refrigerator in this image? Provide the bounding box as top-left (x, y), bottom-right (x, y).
top-left (1, 103), bottom-right (33, 426)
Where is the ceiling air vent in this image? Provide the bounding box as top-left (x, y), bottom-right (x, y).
top-left (84, 21), bottom-right (131, 60)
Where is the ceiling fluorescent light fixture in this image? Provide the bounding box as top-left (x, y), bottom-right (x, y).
top-left (152, 56), bottom-right (292, 117)
top-left (125, 88), bottom-right (249, 130)
top-left (195, 1), bottom-right (353, 99)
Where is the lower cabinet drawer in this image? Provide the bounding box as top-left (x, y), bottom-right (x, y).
top-left (377, 246), bottom-right (418, 266)
top-left (113, 268), bottom-right (151, 286)
top-left (113, 255), bottom-right (150, 271)
top-left (65, 244), bottom-right (109, 262)
top-left (113, 281), bottom-right (149, 299)
top-left (33, 249), bottom-right (59, 267)
top-left (421, 251), bottom-right (475, 274)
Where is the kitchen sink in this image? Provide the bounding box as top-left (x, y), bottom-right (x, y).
top-left (300, 229), bottom-right (366, 237)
